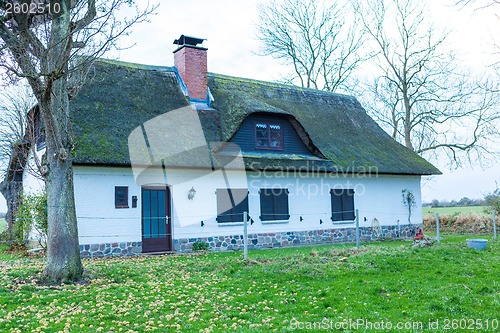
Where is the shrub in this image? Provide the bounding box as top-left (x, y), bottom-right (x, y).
top-left (192, 240), bottom-right (209, 252)
top-left (423, 213), bottom-right (493, 235)
top-left (14, 192), bottom-right (48, 249)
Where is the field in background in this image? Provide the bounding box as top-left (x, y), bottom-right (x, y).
top-left (422, 205), bottom-right (488, 216)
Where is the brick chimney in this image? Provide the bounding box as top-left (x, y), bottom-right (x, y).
top-left (173, 35), bottom-right (207, 101)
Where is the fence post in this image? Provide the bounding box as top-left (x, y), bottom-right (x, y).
top-left (243, 211), bottom-right (248, 260)
top-left (493, 211), bottom-right (497, 241)
top-left (435, 212), bottom-right (441, 244)
top-left (355, 209), bottom-right (360, 248)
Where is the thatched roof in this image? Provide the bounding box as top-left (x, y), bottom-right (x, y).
top-left (69, 59), bottom-right (440, 175)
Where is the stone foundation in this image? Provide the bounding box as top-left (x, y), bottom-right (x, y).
top-left (174, 224), bottom-right (419, 253)
top-left (79, 225), bottom-right (419, 257)
top-left (79, 242), bottom-right (142, 258)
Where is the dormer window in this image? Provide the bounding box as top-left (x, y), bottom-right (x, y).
top-left (255, 122), bottom-right (283, 150)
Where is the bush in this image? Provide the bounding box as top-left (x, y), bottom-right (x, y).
top-left (192, 240), bottom-right (209, 252)
top-left (14, 192), bottom-right (48, 249)
top-left (423, 212), bottom-right (494, 235)
top-left (484, 188), bottom-right (500, 215)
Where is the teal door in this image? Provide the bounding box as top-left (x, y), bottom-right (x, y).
top-left (142, 187), bottom-right (172, 252)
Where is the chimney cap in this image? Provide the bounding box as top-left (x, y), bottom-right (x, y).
top-left (173, 35), bottom-right (206, 47)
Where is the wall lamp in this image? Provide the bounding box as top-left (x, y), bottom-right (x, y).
top-left (188, 186), bottom-right (196, 200)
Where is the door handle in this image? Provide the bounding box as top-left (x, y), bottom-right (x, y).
top-left (165, 216), bottom-right (170, 225)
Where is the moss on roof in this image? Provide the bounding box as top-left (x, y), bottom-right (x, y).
top-left (209, 74), bottom-right (440, 175)
top-left (69, 59), bottom-right (439, 175)
top-left (70, 60), bottom-right (189, 165)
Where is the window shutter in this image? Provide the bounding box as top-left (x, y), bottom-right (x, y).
top-left (260, 189), bottom-right (274, 221)
top-left (216, 189), bottom-right (248, 223)
top-left (330, 189), bottom-right (343, 221)
top-left (232, 189), bottom-right (249, 222)
top-left (273, 189), bottom-right (289, 220)
top-left (260, 188), bottom-right (289, 221)
top-left (342, 189), bottom-right (355, 220)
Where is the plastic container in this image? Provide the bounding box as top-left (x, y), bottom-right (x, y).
top-left (466, 239), bottom-right (488, 250)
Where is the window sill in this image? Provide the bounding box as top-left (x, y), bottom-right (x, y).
top-left (218, 222), bottom-right (245, 227)
top-left (261, 220), bottom-right (289, 225)
top-left (115, 206), bottom-right (130, 209)
top-left (331, 221), bottom-right (355, 225)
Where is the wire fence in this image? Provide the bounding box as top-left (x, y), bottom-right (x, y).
top-left (424, 211), bottom-right (498, 243)
top-left (3, 208), bottom-right (497, 247)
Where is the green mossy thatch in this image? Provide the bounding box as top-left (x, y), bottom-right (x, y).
top-left (209, 74), bottom-right (440, 175)
top-left (69, 59), bottom-right (439, 175)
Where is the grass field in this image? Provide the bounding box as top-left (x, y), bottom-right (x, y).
top-left (0, 237), bottom-right (498, 332)
top-left (422, 205), bottom-right (489, 216)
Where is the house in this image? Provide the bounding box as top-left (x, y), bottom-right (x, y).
top-left (21, 35), bottom-right (440, 257)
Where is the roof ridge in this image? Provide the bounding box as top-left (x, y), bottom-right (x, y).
top-left (95, 58), bottom-right (176, 72)
top-left (208, 72), bottom-right (356, 100)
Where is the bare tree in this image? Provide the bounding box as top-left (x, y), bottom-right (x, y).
top-left (0, 84), bottom-right (35, 173)
top-left (0, 83), bottom-right (38, 237)
top-left (456, 0), bottom-right (500, 72)
top-left (352, 0), bottom-right (499, 167)
top-left (0, 0), bottom-right (156, 282)
top-left (256, 0), bottom-right (366, 92)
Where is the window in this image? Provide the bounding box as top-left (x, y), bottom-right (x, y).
top-left (330, 189), bottom-right (355, 222)
top-left (259, 188), bottom-right (289, 221)
top-left (255, 122), bottom-right (283, 150)
top-left (35, 110), bottom-right (46, 151)
top-left (115, 186), bottom-right (129, 208)
top-left (216, 189), bottom-right (249, 223)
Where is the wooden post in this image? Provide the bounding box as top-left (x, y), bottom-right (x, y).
top-left (355, 209), bottom-right (360, 248)
top-left (493, 211), bottom-right (497, 241)
top-left (436, 213), bottom-right (441, 244)
top-left (243, 211), bottom-right (248, 260)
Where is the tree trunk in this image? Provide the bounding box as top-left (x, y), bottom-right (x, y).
top-left (41, 0), bottom-right (83, 281)
top-left (41, 76), bottom-right (83, 282)
top-left (43, 158), bottom-right (82, 281)
top-left (0, 178), bottom-right (23, 237)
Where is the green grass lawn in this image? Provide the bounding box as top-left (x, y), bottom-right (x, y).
top-left (422, 206), bottom-right (489, 217)
top-left (0, 237), bottom-right (499, 332)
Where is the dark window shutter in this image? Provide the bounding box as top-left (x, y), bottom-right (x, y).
top-left (260, 188), bottom-right (289, 221)
top-left (260, 189), bottom-right (274, 221)
top-left (216, 189), bottom-right (248, 223)
top-left (342, 189), bottom-right (355, 220)
top-left (232, 189), bottom-right (249, 222)
top-left (330, 189), bottom-right (343, 221)
top-left (273, 189), bottom-right (289, 220)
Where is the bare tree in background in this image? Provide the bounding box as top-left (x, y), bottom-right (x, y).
top-left (0, 0), bottom-right (156, 282)
top-left (256, 0), bottom-right (366, 92)
top-left (456, 0), bottom-right (500, 73)
top-left (0, 84), bottom-right (36, 174)
top-left (352, 0), bottom-right (499, 167)
top-left (0, 83), bottom-right (37, 236)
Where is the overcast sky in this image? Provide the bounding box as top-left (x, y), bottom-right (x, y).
top-left (0, 0), bottom-right (499, 212)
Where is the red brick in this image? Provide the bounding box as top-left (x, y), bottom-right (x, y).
top-left (173, 45), bottom-right (207, 101)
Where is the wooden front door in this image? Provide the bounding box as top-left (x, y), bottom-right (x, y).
top-left (142, 186), bottom-right (172, 252)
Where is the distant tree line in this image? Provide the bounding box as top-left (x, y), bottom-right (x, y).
top-left (424, 191), bottom-right (500, 209)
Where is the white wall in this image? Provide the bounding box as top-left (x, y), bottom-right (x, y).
top-left (74, 166), bottom-right (142, 244)
top-left (73, 165), bottom-right (422, 244)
